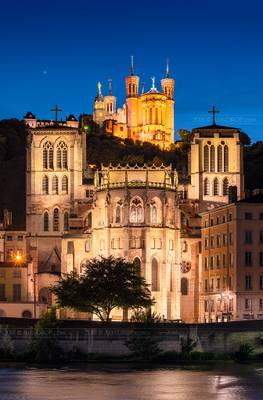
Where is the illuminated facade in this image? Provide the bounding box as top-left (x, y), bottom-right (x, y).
top-left (93, 60), bottom-right (175, 149)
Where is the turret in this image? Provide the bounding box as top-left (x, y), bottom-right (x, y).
top-left (24, 111), bottom-right (37, 128)
top-left (125, 56), bottom-right (140, 135)
top-left (161, 60), bottom-right (175, 144)
top-left (93, 82), bottom-right (105, 126)
top-left (104, 79), bottom-right (116, 120)
top-left (161, 60), bottom-right (175, 100)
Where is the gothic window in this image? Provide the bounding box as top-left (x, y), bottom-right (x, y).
top-left (149, 108), bottom-right (153, 124)
top-left (43, 211), bottom-right (49, 232)
top-left (204, 145), bottom-right (209, 172)
top-left (64, 211), bottom-right (69, 231)
top-left (224, 145), bottom-right (229, 172)
top-left (133, 257), bottom-right (141, 275)
top-left (155, 108), bottom-right (158, 124)
top-left (150, 202), bottom-right (158, 224)
top-left (210, 145), bottom-right (215, 172)
top-left (115, 204), bottom-right (122, 224)
top-left (85, 212), bottom-right (92, 229)
top-left (62, 175), bottom-right (68, 194)
top-left (181, 277), bottom-right (188, 295)
top-left (217, 145), bottom-right (223, 172)
top-left (42, 175), bottom-right (49, 194)
top-left (223, 177), bottom-right (229, 196)
top-left (130, 197), bottom-right (144, 223)
top-left (204, 177), bottom-right (209, 196)
top-left (53, 208), bottom-right (59, 232)
top-left (43, 141), bottom-right (53, 169)
top-left (213, 178), bottom-right (219, 196)
top-left (52, 176), bottom-right (59, 194)
top-left (151, 258), bottom-right (160, 291)
top-left (56, 141), bottom-right (68, 169)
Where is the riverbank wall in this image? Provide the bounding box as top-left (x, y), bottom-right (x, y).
top-left (1, 318), bottom-right (263, 355)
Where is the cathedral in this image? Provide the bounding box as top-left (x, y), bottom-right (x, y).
top-left (2, 61), bottom-right (257, 323)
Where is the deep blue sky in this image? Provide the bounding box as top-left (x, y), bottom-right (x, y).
top-left (1, 0), bottom-right (263, 141)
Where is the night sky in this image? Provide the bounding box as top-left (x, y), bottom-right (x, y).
top-left (1, 0), bottom-right (263, 141)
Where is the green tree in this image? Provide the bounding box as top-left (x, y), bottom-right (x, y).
top-left (51, 256), bottom-right (154, 321)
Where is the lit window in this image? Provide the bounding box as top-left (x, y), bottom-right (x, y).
top-left (62, 175), bottom-right (68, 194)
top-left (53, 208), bottom-right (59, 232)
top-left (130, 197), bottom-right (144, 223)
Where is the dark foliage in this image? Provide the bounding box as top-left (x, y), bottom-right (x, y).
top-left (51, 256), bottom-right (154, 321)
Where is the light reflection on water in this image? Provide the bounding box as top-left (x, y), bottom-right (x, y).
top-left (0, 364), bottom-right (263, 400)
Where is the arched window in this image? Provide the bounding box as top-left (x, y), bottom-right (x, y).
top-left (224, 145), bottom-right (229, 172)
top-left (53, 208), bottom-right (59, 231)
top-left (64, 211), bottom-right (69, 231)
top-left (204, 145), bottom-right (209, 172)
top-left (62, 175), bottom-right (68, 194)
top-left (43, 141), bottom-right (53, 169)
top-left (181, 277), bottom-right (188, 295)
top-left (133, 257), bottom-right (141, 275)
top-left (151, 258), bottom-right (160, 291)
top-left (42, 175), bottom-right (49, 194)
top-left (210, 145), bottom-right (215, 172)
top-left (223, 178), bottom-right (229, 196)
top-left (204, 178), bottom-right (209, 196)
top-left (56, 141), bottom-right (67, 169)
top-left (39, 287), bottom-right (52, 305)
top-left (115, 204), bottom-right (122, 224)
top-left (155, 108), bottom-right (158, 124)
top-left (213, 178), bottom-right (219, 196)
top-left (217, 145), bottom-right (223, 172)
top-left (130, 197), bottom-right (144, 223)
top-left (85, 212), bottom-right (92, 228)
top-left (52, 176), bottom-right (59, 194)
top-left (149, 108), bottom-right (153, 124)
top-left (22, 310), bottom-right (32, 319)
top-left (150, 202), bottom-right (158, 224)
top-left (43, 211), bottom-right (49, 232)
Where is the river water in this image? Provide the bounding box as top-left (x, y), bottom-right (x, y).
top-left (0, 364), bottom-right (263, 400)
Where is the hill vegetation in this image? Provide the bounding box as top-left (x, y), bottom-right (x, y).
top-left (0, 118), bottom-right (262, 224)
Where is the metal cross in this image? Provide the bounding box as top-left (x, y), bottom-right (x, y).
top-left (50, 105), bottom-right (62, 122)
top-left (208, 106), bottom-right (220, 125)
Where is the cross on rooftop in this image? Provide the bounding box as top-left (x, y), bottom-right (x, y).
top-left (50, 105), bottom-right (62, 122)
top-left (208, 106), bottom-right (220, 125)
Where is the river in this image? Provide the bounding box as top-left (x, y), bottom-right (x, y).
top-left (0, 364), bottom-right (263, 400)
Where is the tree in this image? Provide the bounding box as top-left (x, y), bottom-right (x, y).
top-left (51, 256), bottom-right (154, 321)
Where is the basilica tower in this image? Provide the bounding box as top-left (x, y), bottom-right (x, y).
top-left (93, 82), bottom-right (105, 126)
top-left (104, 79), bottom-right (116, 120)
top-left (161, 61), bottom-right (175, 144)
top-left (125, 56), bottom-right (140, 139)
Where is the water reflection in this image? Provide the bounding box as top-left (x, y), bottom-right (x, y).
top-left (0, 364), bottom-right (263, 400)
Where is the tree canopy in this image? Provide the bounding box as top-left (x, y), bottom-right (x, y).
top-left (51, 256), bottom-right (154, 321)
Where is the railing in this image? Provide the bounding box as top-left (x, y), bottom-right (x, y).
top-left (97, 181), bottom-right (176, 190)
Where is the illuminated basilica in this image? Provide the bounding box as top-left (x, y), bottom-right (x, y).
top-left (93, 57), bottom-right (175, 149)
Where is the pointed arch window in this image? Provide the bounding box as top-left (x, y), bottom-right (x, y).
top-left (223, 178), bottom-right (229, 196)
top-left (56, 141), bottom-right (68, 169)
top-left (53, 208), bottom-right (59, 232)
top-left (115, 203), bottom-right (122, 224)
top-left (62, 175), bottom-right (68, 194)
top-left (151, 258), bottom-right (160, 291)
top-left (210, 145), bottom-right (215, 172)
top-left (43, 141), bottom-right (53, 169)
top-left (130, 197), bottom-right (144, 223)
top-left (149, 108), bottom-right (153, 124)
top-left (150, 202), bottom-right (158, 224)
top-left (213, 178), bottom-right (219, 196)
top-left (224, 145), bottom-right (229, 172)
top-left (52, 176), bottom-right (59, 194)
top-left (43, 211), bottom-right (49, 232)
top-left (204, 178), bottom-right (210, 196)
top-left (42, 175), bottom-right (49, 194)
top-left (64, 211), bottom-right (69, 231)
top-left (133, 257), bottom-right (141, 276)
top-left (217, 145), bottom-right (223, 172)
top-left (204, 145), bottom-right (209, 172)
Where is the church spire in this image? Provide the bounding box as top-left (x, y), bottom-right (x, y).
top-left (166, 58), bottom-right (170, 78)
top-left (108, 78), bottom-right (112, 95)
top-left (130, 55), bottom-right (134, 76)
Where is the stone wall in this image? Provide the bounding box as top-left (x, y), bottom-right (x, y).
top-left (1, 318), bottom-right (263, 356)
